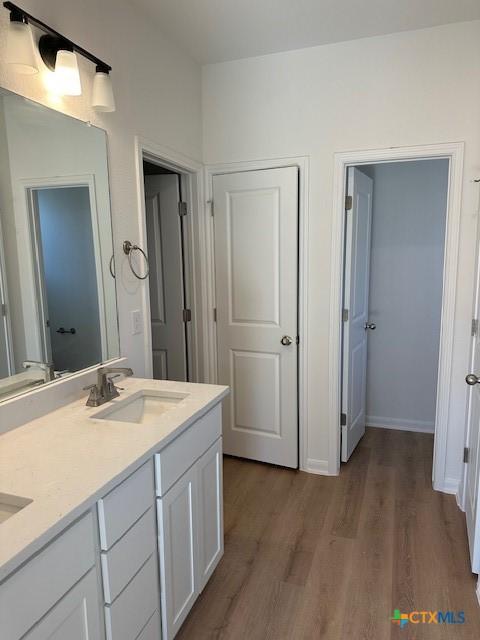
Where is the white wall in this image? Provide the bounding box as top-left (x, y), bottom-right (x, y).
top-left (364, 160), bottom-right (448, 433)
top-left (202, 21), bottom-right (480, 487)
top-left (0, 0), bottom-right (202, 378)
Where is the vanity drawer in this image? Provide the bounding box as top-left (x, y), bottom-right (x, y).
top-left (155, 404), bottom-right (222, 496)
top-left (101, 506), bottom-right (156, 603)
top-left (22, 568), bottom-right (102, 640)
top-left (0, 512), bottom-right (96, 640)
top-left (137, 610), bottom-right (162, 640)
top-left (98, 460), bottom-right (154, 550)
top-left (104, 554), bottom-right (158, 640)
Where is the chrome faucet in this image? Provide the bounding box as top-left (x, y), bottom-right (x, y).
top-left (84, 366), bottom-right (134, 407)
top-left (22, 360), bottom-right (55, 382)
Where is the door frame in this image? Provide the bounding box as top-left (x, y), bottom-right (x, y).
top-left (459, 188), bottom-right (480, 512)
top-left (0, 215), bottom-right (14, 375)
top-left (24, 174), bottom-right (108, 363)
top-left (205, 156), bottom-right (310, 472)
top-left (330, 142), bottom-right (464, 489)
top-left (134, 137), bottom-right (205, 382)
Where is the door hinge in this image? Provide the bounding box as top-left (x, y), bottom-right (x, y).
top-left (183, 309), bottom-right (192, 323)
top-left (342, 309), bottom-right (349, 322)
top-left (341, 412), bottom-right (347, 426)
top-left (208, 200), bottom-right (214, 216)
top-left (345, 195), bottom-right (353, 211)
top-left (213, 308), bottom-right (217, 322)
top-left (178, 201), bottom-right (188, 217)
top-left (296, 335), bottom-right (300, 345)
top-left (464, 447), bottom-right (470, 463)
top-left (0, 303), bottom-right (6, 317)
top-left (472, 318), bottom-right (478, 337)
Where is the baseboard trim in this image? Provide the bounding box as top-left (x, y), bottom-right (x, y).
top-left (433, 476), bottom-right (460, 496)
top-left (304, 458), bottom-right (331, 475)
top-left (366, 415), bottom-right (434, 434)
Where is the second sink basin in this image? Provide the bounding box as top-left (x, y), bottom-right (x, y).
top-left (0, 493), bottom-right (33, 524)
top-left (91, 389), bottom-right (189, 425)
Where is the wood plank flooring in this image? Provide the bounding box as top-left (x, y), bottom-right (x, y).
top-left (177, 428), bottom-right (480, 639)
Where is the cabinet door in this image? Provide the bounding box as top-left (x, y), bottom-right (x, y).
top-left (157, 466), bottom-right (197, 640)
top-left (196, 438), bottom-right (223, 590)
top-left (23, 569), bottom-right (102, 640)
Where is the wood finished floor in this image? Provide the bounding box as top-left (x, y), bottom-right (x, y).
top-left (177, 428), bottom-right (480, 639)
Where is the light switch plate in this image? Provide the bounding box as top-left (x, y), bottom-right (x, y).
top-left (131, 309), bottom-right (143, 335)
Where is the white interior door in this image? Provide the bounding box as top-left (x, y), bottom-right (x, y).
top-left (464, 234), bottom-right (480, 573)
top-left (145, 174), bottom-right (187, 381)
top-left (213, 167), bottom-right (299, 468)
top-left (342, 167), bottom-right (373, 462)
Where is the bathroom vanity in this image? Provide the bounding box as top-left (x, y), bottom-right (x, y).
top-left (0, 378), bottom-right (229, 640)
top-left (0, 76), bottom-right (229, 640)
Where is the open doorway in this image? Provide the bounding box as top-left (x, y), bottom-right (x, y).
top-left (28, 183), bottom-right (105, 373)
top-left (341, 159), bottom-right (449, 464)
top-left (142, 160), bottom-right (195, 382)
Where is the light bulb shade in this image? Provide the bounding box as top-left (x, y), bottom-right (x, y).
top-left (92, 71), bottom-right (115, 112)
top-left (5, 21), bottom-right (38, 75)
top-left (55, 50), bottom-right (82, 96)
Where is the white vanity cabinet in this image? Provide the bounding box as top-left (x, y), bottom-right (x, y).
top-left (156, 405), bottom-right (223, 640)
top-left (157, 463), bottom-right (198, 639)
top-left (0, 512), bottom-right (102, 640)
top-left (96, 402), bottom-right (223, 640)
top-left (22, 569), bottom-right (102, 640)
top-left (195, 438), bottom-right (223, 590)
top-left (97, 460), bottom-right (160, 640)
top-left (0, 399), bottom-right (225, 640)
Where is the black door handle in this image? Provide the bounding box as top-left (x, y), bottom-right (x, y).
top-left (56, 327), bottom-right (76, 334)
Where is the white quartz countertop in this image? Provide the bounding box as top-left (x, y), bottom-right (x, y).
top-left (0, 378), bottom-right (228, 581)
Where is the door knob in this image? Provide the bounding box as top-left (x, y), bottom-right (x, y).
top-left (280, 335), bottom-right (294, 346)
top-left (466, 374), bottom-right (480, 386)
top-left (364, 322), bottom-right (376, 331)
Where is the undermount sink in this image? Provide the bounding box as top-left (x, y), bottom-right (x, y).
top-left (91, 389), bottom-right (189, 425)
top-left (0, 493), bottom-right (33, 524)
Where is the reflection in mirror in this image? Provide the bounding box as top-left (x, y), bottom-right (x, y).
top-left (0, 89), bottom-right (119, 401)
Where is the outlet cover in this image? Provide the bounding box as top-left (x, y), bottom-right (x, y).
top-left (131, 309), bottom-right (143, 335)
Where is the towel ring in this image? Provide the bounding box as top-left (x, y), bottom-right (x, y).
top-left (123, 240), bottom-right (150, 280)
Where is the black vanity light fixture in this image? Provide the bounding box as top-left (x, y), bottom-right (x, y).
top-left (3, 2), bottom-right (115, 111)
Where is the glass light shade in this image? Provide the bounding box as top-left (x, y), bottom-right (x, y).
top-left (92, 71), bottom-right (116, 112)
top-left (55, 50), bottom-right (82, 96)
top-left (5, 21), bottom-right (38, 75)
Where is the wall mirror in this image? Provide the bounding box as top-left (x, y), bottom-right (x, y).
top-left (0, 88), bottom-right (119, 402)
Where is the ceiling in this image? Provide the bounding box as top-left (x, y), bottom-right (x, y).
top-left (134, 0), bottom-right (480, 64)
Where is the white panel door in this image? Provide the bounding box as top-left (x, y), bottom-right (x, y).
top-left (196, 438), bottom-right (223, 590)
top-left (145, 174), bottom-right (187, 381)
top-left (464, 233), bottom-right (480, 573)
top-left (213, 167), bottom-right (298, 468)
top-left (157, 466), bottom-right (197, 640)
top-left (342, 167), bottom-right (373, 462)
